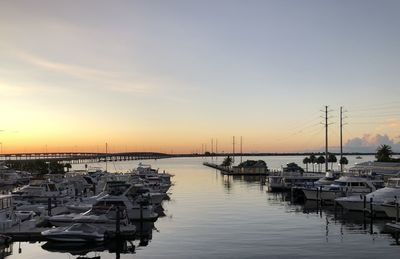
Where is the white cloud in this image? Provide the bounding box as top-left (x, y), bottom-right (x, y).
top-left (344, 134), bottom-right (400, 152)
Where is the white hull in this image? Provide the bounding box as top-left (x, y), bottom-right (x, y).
top-left (302, 188), bottom-right (344, 201)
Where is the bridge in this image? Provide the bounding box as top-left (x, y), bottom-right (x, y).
top-left (0, 152), bottom-right (172, 164)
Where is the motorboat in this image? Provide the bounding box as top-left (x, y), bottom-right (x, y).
top-left (380, 201), bottom-right (400, 218)
top-left (0, 164), bottom-right (21, 186)
top-left (12, 180), bottom-right (69, 202)
top-left (41, 223), bottom-right (105, 242)
top-left (313, 171), bottom-right (341, 186)
top-left (335, 178), bottom-right (400, 212)
top-left (302, 175), bottom-right (384, 202)
top-left (0, 195), bottom-right (16, 232)
top-left (48, 207), bottom-right (129, 227)
top-left (268, 171), bottom-right (323, 192)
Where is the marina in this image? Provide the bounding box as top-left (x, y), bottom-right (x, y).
top-left (0, 156), bottom-right (399, 258)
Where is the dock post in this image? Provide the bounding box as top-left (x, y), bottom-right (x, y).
top-left (319, 186), bottom-right (323, 207)
top-left (47, 198), bottom-right (52, 216)
top-left (290, 187), bottom-right (294, 203)
top-left (334, 199), bottom-right (337, 220)
top-left (363, 195), bottom-right (366, 229)
top-left (140, 199), bottom-right (144, 221)
top-left (116, 206), bottom-right (121, 236)
top-left (397, 202), bottom-right (399, 223)
top-left (369, 197), bottom-right (373, 234)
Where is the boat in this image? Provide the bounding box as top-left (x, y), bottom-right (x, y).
top-left (41, 223), bottom-right (105, 242)
top-left (0, 234), bottom-right (11, 245)
top-left (0, 164), bottom-right (22, 186)
top-left (12, 179), bottom-right (69, 202)
top-left (48, 207), bottom-right (130, 227)
top-left (302, 175), bottom-right (384, 202)
top-left (268, 172), bottom-right (323, 192)
top-left (380, 202), bottom-right (400, 219)
top-left (335, 178), bottom-right (400, 213)
top-left (0, 195), bottom-right (16, 232)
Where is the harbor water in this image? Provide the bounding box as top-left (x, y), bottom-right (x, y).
top-left (5, 155), bottom-right (400, 259)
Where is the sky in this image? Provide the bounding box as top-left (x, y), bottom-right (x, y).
top-left (1, 0), bottom-right (400, 154)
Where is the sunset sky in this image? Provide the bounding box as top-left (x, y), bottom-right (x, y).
top-left (1, 0), bottom-right (400, 154)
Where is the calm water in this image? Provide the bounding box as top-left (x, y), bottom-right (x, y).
top-left (5, 155), bottom-right (400, 259)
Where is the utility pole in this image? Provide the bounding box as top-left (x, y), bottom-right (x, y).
top-left (340, 106), bottom-right (343, 172)
top-left (325, 106), bottom-right (329, 172)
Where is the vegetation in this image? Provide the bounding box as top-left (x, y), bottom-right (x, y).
top-left (309, 153), bottom-right (316, 172)
top-left (375, 144), bottom-right (394, 162)
top-left (339, 156), bottom-right (348, 170)
top-left (316, 155), bottom-right (325, 172)
top-left (327, 153), bottom-right (337, 170)
top-left (221, 156), bottom-right (233, 167)
top-left (284, 162), bottom-right (304, 173)
top-left (237, 160), bottom-right (268, 169)
top-left (302, 157), bottom-right (310, 172)
top-left (6, 160), bottom-right (68, 174)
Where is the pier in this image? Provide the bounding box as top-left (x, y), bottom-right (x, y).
top-left (0, 152), bottom-right (172, 164)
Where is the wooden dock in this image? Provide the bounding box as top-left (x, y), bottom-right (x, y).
top-left (203, 162), bottom-right (233, 174)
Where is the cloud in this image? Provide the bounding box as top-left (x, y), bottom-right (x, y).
top-left (13, 50), bottom-right (156, 95)
top-left (344, 134), bottom-right (400, 152)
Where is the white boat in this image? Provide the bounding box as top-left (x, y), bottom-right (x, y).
top-left (302, 176), bottom-right (384, 202)
top-left (335, 178), bottom-right (400, 212)
top-left (41, 223), bottom-right (105, 242)
top-left (0, 195), bottom-right (15, 232)
top-left (12, 180), bottom-right (69, 202)
top-left (49, 207), bottom-right (129, 227)
top-left (268, 172), bottom-right (323, 191)
top-left (380, 202), bottom-right (400, 218)
top-left (0, 164), bottom-right (21, 186)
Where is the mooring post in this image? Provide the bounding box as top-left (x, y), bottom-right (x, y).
top-left (319, 186), bottom-right (323, 207)
top-left (370, 197), bottom-right (373, 234)
top-left (334, 199), bottom-right (337, 220)
top-left (363, 195), bottom-right (367, 229)
top-left (140, 200), bottom-right (144, 221)
top-left (116, 206), bottom-right (121, 236)
top-left (47, 197), bottom-right (52, 216)
top-left (291, 187), bottom-right (294, 203)
top-left (397, 202), bottom-right (399, 223)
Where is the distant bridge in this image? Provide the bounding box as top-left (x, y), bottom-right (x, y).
top-left (0, 152), bottom-right (172, 164)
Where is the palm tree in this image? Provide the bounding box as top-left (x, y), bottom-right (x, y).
top-left (309, 154), bottom-right (316, 172)
top-left (221, 156), bottom-right (233, 167)
top-left (339, 156), bottom-right (348, 171)
top-left (376, 144), bottom-right (393, 162)
top-left (303, 157), bottom-right (310, 172)
top-left (327, 153), bottom-right (337, 170)
top-left (317, 155), bottom-right (325, 172)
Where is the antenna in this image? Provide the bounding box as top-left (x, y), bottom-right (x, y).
top-left (105, 142), bottom-right (108, 172)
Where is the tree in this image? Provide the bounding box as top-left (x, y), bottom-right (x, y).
top-left (340, 156), bottom-right (348, 171)
top-left (376, 144), bottom-right (393, 162)
top-left (309, 153), bottom-right (316, 172)
top-left (327, 153), bottom-right (337, 170)
top-left (303, 157), bottom-right (310, 172)
top-left (317, 155), bottom-right (325, 172)
top-left (221, 156), bottom-right (233, 167)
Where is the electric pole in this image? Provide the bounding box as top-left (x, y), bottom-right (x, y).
top-left (325, 106), bottom-right (329, 172)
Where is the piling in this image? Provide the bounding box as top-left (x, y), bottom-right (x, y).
top-left (116, 207), bottom-right (121, 236)
top-left (47, 198), bottom-right (52, 216)
top-left (319, 186), bottom-right (323, 206)
top-left (396, 202), bottom-right (399, 223)
top-left (370, 197), bottom-right (373, 234)
top-left (363, 195), bottom-right (366, 229)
